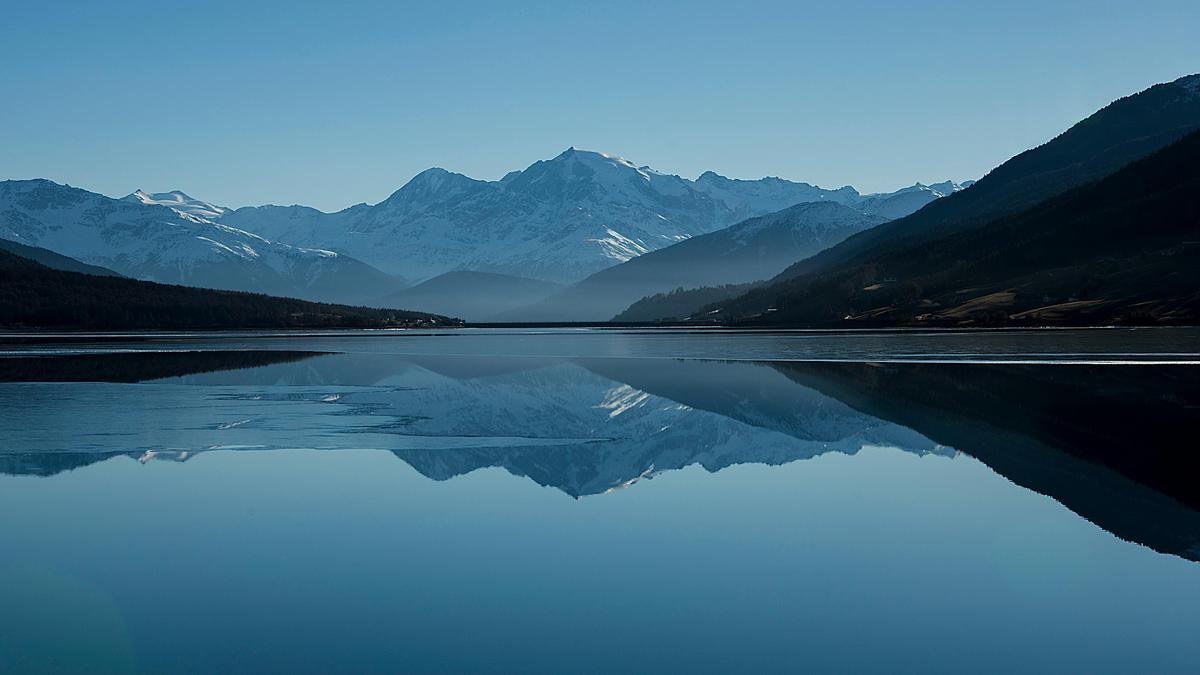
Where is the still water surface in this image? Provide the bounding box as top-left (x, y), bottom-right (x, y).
top-left (1, 328), bottom-right (1198, 673)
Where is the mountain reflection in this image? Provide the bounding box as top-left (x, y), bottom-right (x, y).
top-left (767, 361), bottom-right (1200, 561)
top-left (390, 357), bottom-right (949, 497)
top-left (0, 349), bottom-right (1197, 560)
top-left (0, 349), bottom-right (326, 382)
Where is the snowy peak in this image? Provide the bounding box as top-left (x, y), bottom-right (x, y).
top-left (691, 169), bottom-right (862, 223)
top-left (733, 200), bottom-right (883, 238)
top-left (3, 179), bottom-right (398, 304)
top-left (925, 180), bottom-right (970, 197)
top-left (696, 169), bottom-right (858, 195)
top-left (125, 189), bottom-right (229, 220)
top-left (489, 147), bottom-right (676, 210)
top-left (401, 167), bottom-right (465, 191)
top-left (553, 147), bottom-right (650, 175)
top-left (216, 148), bottom-right (963, 284)
top-left (870, 179), bottom-right (969, 198)
top-left (379, 167), bottom-right (486, 208)
top-left (849, 179), bottom-right (971, 220)
top-left (0, 178), bottom-right (90, 212)
top-left (514, 147), bottom-right (656, 187)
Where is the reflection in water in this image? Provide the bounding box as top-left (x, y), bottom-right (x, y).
top-left (1, 348), bottom-right (1197, 561)
top-left (0, 353), bottom-right (946, 491)
top-left (0, 349), bottom-right (325, 382)
top-left (771, 362), bottom-right (1200, 559)
top-left (3, 341), bottom-right (1200, 673)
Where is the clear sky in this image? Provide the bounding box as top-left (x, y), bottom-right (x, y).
top-left (2, 1), bottom-right (1197, 211)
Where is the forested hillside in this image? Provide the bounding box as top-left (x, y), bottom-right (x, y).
top-left (0, 251), bottom-right (456, 330)
top-left (708, 130), bottom-right (1200, 326)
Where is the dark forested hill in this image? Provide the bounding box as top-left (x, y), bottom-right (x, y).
top-left (773, 73), bottom-right (1200, 283)
top-left (0, 251), bottom-right (456, 330)
top-left (0, 238), bottom-right (122, 276)
top-left (706, 129), bottom-right (1200, 326)
top-left (613, 283), bottom-right (758, 322)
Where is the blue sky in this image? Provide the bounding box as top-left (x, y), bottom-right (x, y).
top-left (2, 1), bottom-right (1197, 211)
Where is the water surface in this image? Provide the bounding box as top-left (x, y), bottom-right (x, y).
top-left (1, 328), bottom-right (1198, 673)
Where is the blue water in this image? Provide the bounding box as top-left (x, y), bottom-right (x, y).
top-left (1, 329), bottom-right (1198, 673)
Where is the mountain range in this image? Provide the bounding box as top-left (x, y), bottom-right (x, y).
top-left (2, 151), bottom-right (961, 313)
top-left (698, 73), bottom-right (1200, 326)
top-left (3, 73), bottom-right (1196, 326)
top-left (504, 200), bottom-right (888, 321)
top-left (0, 179), bottom-right (403, 304)
top-left (217, 148), bottom-right (962, 285)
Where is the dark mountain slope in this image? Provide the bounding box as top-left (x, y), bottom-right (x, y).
top-left (710, 128), bottom-right (1200, 326)
top-left (503, 201), bottom-right (884, 321)
top-left (776, 73), bottom-right (1200, 282)
top-left (0, 238), bottom-right (121, 276)
top-left (614, 283), bottom-right (758, 322)
top-left (0, 251), bottom-right (454, 330)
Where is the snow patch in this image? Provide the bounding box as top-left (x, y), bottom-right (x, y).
top-left (596, 384), bottom-right (652, 418)
top-left (588, 228), bottom-right (650, 262)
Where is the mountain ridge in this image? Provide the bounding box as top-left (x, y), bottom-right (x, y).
top-left (0, 179), bottom-right (405, 305)
top-left (502, 200), bottom-right (887, 321)
top-left (706, 127), bottom-right (1200, 326)
top-left (771, 72), bottom-right (1200, 284)
top-left (0, 237), bottom-right (122, 277)
top-left (216, 148), bottom-right (966, 284)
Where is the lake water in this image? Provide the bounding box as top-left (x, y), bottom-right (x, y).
top-left (1, 328), bottom-right (1198, 673)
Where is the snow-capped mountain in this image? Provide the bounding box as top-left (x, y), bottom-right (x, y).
top-left (692, 170), bottom-right (862, 223)
top-left (853, 180), bottom-right (973, 220)
top-left (220, 148), bottom-right (968, 284)
top-left (504, 201), bottom-right (888, 321)
top-left (0, 179), bottom-right (403, 304)
top-left (1, 152), bottom-right (968, 301)
top-left (125, 189), bottom-right (230, 220)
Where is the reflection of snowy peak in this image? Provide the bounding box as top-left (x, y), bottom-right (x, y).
top-left (375, 358), bottom-right (946, 496)
top-left (0, 179), bottom-right (401, 303)
top-left (0, 354), bottom-right (945, 496)
top-left (220, 149), bottom-right (966, 284)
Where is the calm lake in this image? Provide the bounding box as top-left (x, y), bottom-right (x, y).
top-left (1, 328), bottom-right (1198, 673)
